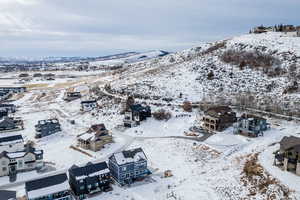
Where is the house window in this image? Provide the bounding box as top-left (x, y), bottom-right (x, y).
top-left (2, 167), bottom-right (7, 171)
top-left (1, 161), bottom-right (6, 165)
top-left (122, 166), bottom-right (126, 171)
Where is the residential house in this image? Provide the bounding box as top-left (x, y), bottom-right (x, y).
top-left (0, 117), bottom-right (24, 132)
top-left (35, 118), bottom-right (61, 138)
top-left (0, 110), bottom-right (8, 119)
top-left (25, 173), bottom-right (72, 200)
top-left (0, 134), bottom-right (24, 153)
top-left (0, 190), bottom-right (16, 200)
top-left (274, 136), bottom-right (300, 176)
top-left (64, 92), bottom-right (82, 102)
top-left (253, 25), bottom-right (268, 34)
top-left (0, 104), bottom-right (17, 113)
top-left (297, 26), bottom-right (300, 37)
top-left (0, 91), bottom-right (11, 102)
top-left (202, 106), bottom-right (237, 133)
top-left (233, 114), bottom-right (269, 137)
top-left (0, 147), bottom-right (44, 177)
top-left (108, 148), bottom-right (149, 186)
top-left (124, 104), bottom-right (151, 128)
top-left (0, 87), bottom-right (26, 94)
top-left (81, 100), bottom-right (98, 112)
top-left (68, 162), bottom-right (112, 199)
top-left (77, 124), bottom-right (113, 152)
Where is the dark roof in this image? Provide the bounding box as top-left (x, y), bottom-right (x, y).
top-left (69, 161), bottom-right (108, 178)
top-left (280, 136), bottom-right (300, 151)
top-left (0, 118), bottom-right (17, 128)
top-left (123, 147), bottom-right (144, 159)
top-left (0, 134), bottom-right (23, 144)
top-left (241, 113), bottom-right (266, 121)
top-left (88, 124), bottom-right (107, 133)
top-left (204, 106), bottom-right (234, 118)
top-left (0, 190), bottom-right (16, 200)
top-left (130, 104), bottom-right (150, 112)
top-left (81, 100), bottom-right (97, 104)
top-left (0, 104), bottom-right (15, 108)
top-left (25, 173), bottom-right (68, 192)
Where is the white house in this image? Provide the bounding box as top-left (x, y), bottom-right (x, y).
top-left (0, 147), bottom-right (44, 177)
top-left (0, 134), bottom-right (24, 153)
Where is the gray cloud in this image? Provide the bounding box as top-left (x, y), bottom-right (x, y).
top-left (0, 0), bottom-right (299, 57)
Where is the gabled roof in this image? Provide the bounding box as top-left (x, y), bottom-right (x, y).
top-left (25, 173), bottom-right (69, 199)
top-left (81, 100), bottom-right (97, 104)
top-left (0, 117), bottom-right (17, 128)
top-left (0, 134), bottom-right (23, 145)
top-left (112, 147), bottom-right (147, 165)
top-left (204, 106), bottom-right (234, 118)
top-left (280, 136), bottom-right (300, 151)
top-left (69, 161), bottom-right (109, 180)
top-left (0, 148), bottom-right (43, 159)
top-left (240, 113), bottom-right (266, 121)
top-left (129, 104), bottom-right (150, 112)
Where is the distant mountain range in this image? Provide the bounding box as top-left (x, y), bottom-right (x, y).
top-left (0, 50), bottom-right (170, 65)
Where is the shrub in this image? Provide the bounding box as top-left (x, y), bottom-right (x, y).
top-left (153, 109), bottom-right (172, 121)
top-left (220, 50), bottom-right (281, 74)
top-left (207, 71), bottom-right (214, 80)
top-left (182, 101), bottom-right (192, 112)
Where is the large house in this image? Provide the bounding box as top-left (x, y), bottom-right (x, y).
top-left (0, 134), bottom-right (24, 153)
top-left (68, 162), bottom-right (112, 199)
top-left (0, 117), bottom-right (24, 132)
top-left (233, 114), bottom-right (269, 137)
top-left (108, 148), bottom-right (149, 186)
top-left (81, 100), bottom-right (98, 112)
top-left (0, 147), bottom-right (44, 177)
top-left (64, 92), bottom-right (82, 102)
top-left (202, 106), bottom-right (237, 133)
top-left (0, 87), bottom-right (26, 94)
top-left (0, 104), bottom-right (16, 113)
top-left (35, 118), bottom-right (61, 138)
top-left (77, 124), bottom-right (113, 152)
top-left (25, 173), bottom-right (73, 200)
top-left (123, 104), bottom-right (151, 128)
top-left (274, 136), bottom-right (300, 176)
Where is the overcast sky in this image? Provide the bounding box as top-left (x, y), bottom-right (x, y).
top-left (0, 0), bottom-right (300, 57)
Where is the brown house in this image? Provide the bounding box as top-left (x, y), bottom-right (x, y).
top-left (274, 136), bottom-right (300, 175)
top-left (202, 106), bottom-right (237, 133)
top-left (77, 124), bottom-right (113, 152)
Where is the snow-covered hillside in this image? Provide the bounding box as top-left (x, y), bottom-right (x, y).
top-left (110, 32), bottom-right (300, 116)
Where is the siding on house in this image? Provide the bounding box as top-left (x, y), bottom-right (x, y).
top-left (35, 119), bottom-right (61, 138)
top-left (68, 162), bottom-right (112, 199)
top-left (108, 148), bottom-right (149, 185)
top-left (25, 173), bottom-right (72, 200)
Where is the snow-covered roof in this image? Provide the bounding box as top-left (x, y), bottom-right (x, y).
top-left (69, 162), bottom-right (110, 181)
top-left (78, 133), bottom-right (94, 141)
top-left (113, 148), bottom-right (147, 165)
top-left (26, 173), bottom-right (69, 199)
top-left (0, 134), bottom-right (23, 145)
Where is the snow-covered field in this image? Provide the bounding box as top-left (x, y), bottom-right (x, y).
top-left (1, 32), bottom-right (300, 200)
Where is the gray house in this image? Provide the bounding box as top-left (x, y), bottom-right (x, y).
top-left (233, 113), bottom-right (269, 137)
top-left (108, 148), bottom-right (150, 186)
top-left (25, 173), bottom-right (72, 200)
top-left (35, 119), bottom-right (61, 138)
